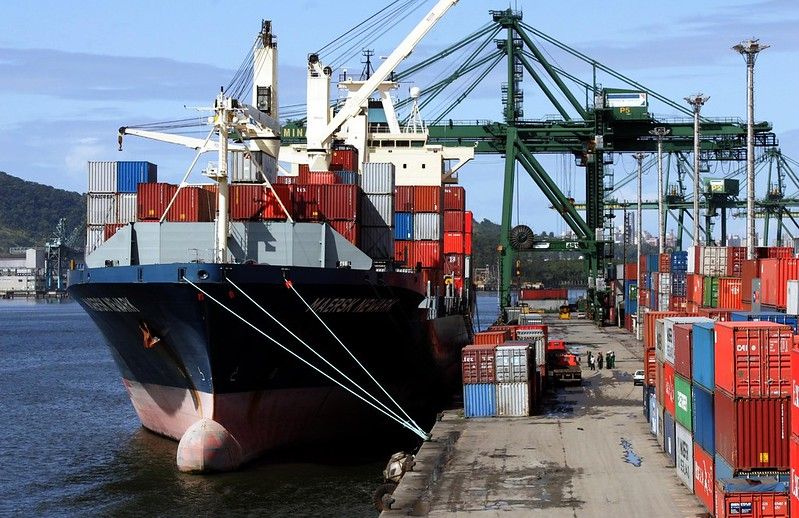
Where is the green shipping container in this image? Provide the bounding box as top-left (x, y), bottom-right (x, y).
top-left (674, 374), bottom-right (692, 431)
top-left (703, 276), bottom-right (719, 308)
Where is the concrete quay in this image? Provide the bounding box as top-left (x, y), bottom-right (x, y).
top-left (382, 318), bottom-right (707, 517)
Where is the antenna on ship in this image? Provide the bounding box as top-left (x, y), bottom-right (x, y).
top-left (404, 86), bottom-right (426, 134)
top-left (360, 49), bottom-right (374, 80)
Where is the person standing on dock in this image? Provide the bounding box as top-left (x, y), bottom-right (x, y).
top-left (597, 352), bottom-right (603, 370)
top-left (589, 354), bottom-right (595, 371)
top-left (587, 351), bottom-right (593, 366)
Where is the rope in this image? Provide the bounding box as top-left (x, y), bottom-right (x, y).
top-left (226, 278), bottom-right (426, 437)
top-left (283, 276), bottom-right (427, 435)
top-left (182, 277), bottom-right (429, 440)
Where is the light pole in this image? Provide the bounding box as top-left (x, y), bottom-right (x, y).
top-left (650, 127), bottom-right (671, 253)
top-left (733, 39), bottom-right (769, 257)
top-left (685, 94), bottom-right (710, 246)
top-left (634, 152), bottom-right (647, 340)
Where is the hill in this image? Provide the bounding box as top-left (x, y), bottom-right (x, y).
top-left (0, 172), bottom-right (85, 253)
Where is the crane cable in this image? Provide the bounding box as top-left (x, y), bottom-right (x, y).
top-left (183, 277), bottom-right (430, 440)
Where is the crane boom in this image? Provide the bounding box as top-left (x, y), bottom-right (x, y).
top-left (314, 0), bottom-right (458, 148)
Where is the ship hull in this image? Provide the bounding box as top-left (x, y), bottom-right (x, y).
top-left (68, 263), bottom-right (470, 468)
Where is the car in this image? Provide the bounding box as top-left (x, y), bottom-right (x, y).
top-left (633, 370), bottom-right (645, 386)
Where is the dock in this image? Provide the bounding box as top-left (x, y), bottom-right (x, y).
top-left (382, 318), bottom-right (706, 517)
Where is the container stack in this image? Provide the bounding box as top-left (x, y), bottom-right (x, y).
top-left (393, 185), bottom-right (442, 273)
top-left (359, 162), bottom-right (395, 259)
top-left (442, 186), bottom-right (467, 279)
top-left (462, 331), bottom-right (504, 418)
top-left (495, 341), bottom-right (534, 417)
top-left (515, 326), bottom-right (547, 395)
top-left (87, 161), bottom-right (158, 254)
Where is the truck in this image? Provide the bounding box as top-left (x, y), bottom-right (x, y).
top-left (546, 339), bottom-right (582, 384)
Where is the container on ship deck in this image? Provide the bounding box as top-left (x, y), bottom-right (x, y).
top-left (693, 383), bottom-right (715, 454)
top-left (88, 161), bottom-right (118, 193)
top-left (691, 322), bottom-right (715, 392)
top-left (137, 182), bottom-right (178, 221)
top-left (393, 213), bottom-right (413, 240)
top-left (413, 213), bottom-right (441, 241)
top-left (792, 349), bottom-right (799, 438)
top-left (116, 193), bottom-right (136, 223)
top-left (412, 186), bottom-right (441, 212)
top-left (443, 253), bottom-right (464, 276)
top-left (359, 226), bottom-right (393, 259)
top-left (443, 210), bottom-right (465, 232)
top-left (713, 321), bottom-right (792, 398)
top-left (714, 392), bottom-right (789, 471)
top-left (117, 161), bottom-right (157, 193)
top-left (714, 478), bottom-right (789, 518)
top-left (361, 163), bottom-right (395, 194)
top-left (360, 193), bottom-right (393, 226)
top-left (87, 194), bottom-right (118, 225)
top-left (675, 422), bottom-right (694, 492)
top-left (166, 186), bottom-right (215, 222)
top-left (671, 271), bottom-right (686, 296)
top-left (659, 253), bottom-right (671, 273)
top-left (443, 185), bottom-right (465, 211)
top-left (462, 344), bottom-right (497, 383)
top-left (331, 148), bottom-right (358, 172)
top-left (757, 246), bottom-right (794, 259)
top-left (693, 442), bottom-right (715, 513)
top-left (394, 186), bottom-right (414, 212)
top-left (103, 223), bottom-right (125, 241)
top-left (463, 384), bottom-right (496, 417)
top-left (328, 219), bottom-right (358, 245)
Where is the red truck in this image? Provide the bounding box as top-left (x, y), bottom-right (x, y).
top-left (546, 339), bottom-right (582, 384)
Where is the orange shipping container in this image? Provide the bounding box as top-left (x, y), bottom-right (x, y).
top-left (473, 330), bottom-right (510, 345)
top-left (413, 186), bottom-right (442, 212)
top-left (718, 277), bottom-right (743, 310)
top-left (727, 247), bottom-right (746, 277)
top-left (624, 262), bottom-right (638, 281)
top-left (687, 273), bottom-right (704, 305)
top-left (443, 231), bottom-right (464, 254)
top-left (659, 253), bottom-right (671, 273)
top-left (166, 186), bottom-right (214, 222)
top-left (697, 307), bottom-right (733, 322)
top-left (645, 346), bottom-right (656, 386)
top-left (643, 311), bottom-right (687, 349)
top-left (741, 259), bottom-right (759, 303)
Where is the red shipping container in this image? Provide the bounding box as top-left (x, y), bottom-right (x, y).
top-left (639, 254), bottom-right (648, 274)
top-left (659, 253), bottom-right (671, 273)
top-left (473, 330), bottom-right (510, 345)
top-left (444, 232), bottom-right (464, 254)
top-left (714, 321), bottom-right (792, 398)
top-left (663, 361), bottom-right (676, 416)
top-left (443, 210), bottom-right (465, 232)
top-left (487, 324), bottom-right (517, 340)
top-left (443, 253), bottom-right (464, 276)
top-left (229, 184), bottom-right (265, 220)
top-left (318, 184), bottom-right (358, 220)
top-left (727, 247), bottom-right (746, 278)
top-left (759, 258), bottom-right (781, 308)
top-left (304, 171), bottom-right (337, 185)
top-left (793, 349), bottom-right (799, 438)
top-left (625, 313), bottom-right (633, 332)
top-left (103, 223), bottom-right (125, 240)
top-left (645, 346), bottom-right (656, 386)
top-left (791, 435), bottom-right (799, 515)
top-left (624, 262), bottom-right (638, 281)
top-left (757, 246), bottom-right (794, 259)
top-left (394, 186), bottom-right (414, 212)
top-left (331, 147), bottom-right (358, 171)
top-left (688, 273), bottom-right (704, 305)
top-left (328, 219), bottom-right (358, 246)
top-left (394, 240), bottom-right (442, 269)
top-left (777, 259), bottom-right (799, 310)
top-left (461, 344), bottom-right (497, 383)
top-left (687, 301), bottom-right (700, 314)
top-left (669, 295), bottom-right (686, 312)
top-left (697, 307), bottom-right (733, 322)
top-left (673, 323), bottom-right (693, 379)
top-left (693, 442), bottom-right (715, 513)
top-left (264, 184), bottom-right (294, 220)
top-left (718, 277), bottom-right (743, 310)
top-left (413, 186), bottom-right (441, 212)
top-left (656, 359), bottom-right (664, 409)
top-left (547, 339), bottom-right (566, 351)
top-left (714, 479), bottom-right (789, 518)
top-left (742, 259), bottom-right (760, 303)
top-left (137, 182), bottom-right (178, 221)
top-left (715, 392), bottom-right (789, 471)
top-left (464, 211), bottom-right (473, 234)
top-left (652, 272), bottom-right (660, 295)
top-left (443, 185), bottom-right (466, 211)
top-left (639, 289), bottom-right (650, 310)
top-left (521, 289), bottom-right (568, 301)
top-left (166, 186), bottom-right (214, 222)
top-left (465, 231), bottom-right (472, 256)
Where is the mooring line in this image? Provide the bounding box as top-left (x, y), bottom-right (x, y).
top-left (226, 278), bottom-right (427, 438)
top-left (182, 277), bottom-right (429, 440)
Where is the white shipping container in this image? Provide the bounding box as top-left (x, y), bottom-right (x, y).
top-left (88, 161), bottom-right (118, 193)
top-left (675, 422), bottom-right (694, 492)
top-left (87, 194), bottom-right (118, 225)
top-left (616, 263), bottom-right (624, 280)
top-left (413, 212), bottom-right (441, 241)
top-left (658, 272), bottom-right (671, 294)
top-left (359, 226), bottom-right (394, 259)
top-left (230, 151), bottom-right (277, 183)
top-left (117, 193), bottom-right (137, 223)
top-left (687, 245), bottom-right (697, 274)
top-left (495, 382), bottom-right (530, 417)
top-left (649, 394), bottom-right (658, 436)
top-left (518, 313), bottom-right (543, 325)
top-left (663, 317), bottom-right (713, 365)
top-left (516, 330), bottom-right (546, 369)
top-left (360, 194), bottom-right (393, 226)
top-left (788, 280), bottom-right (799, 315)
top-left (658, 293), bottom-right (669, 312)
top-left (495, 344), bottom-right (530, 383)
top-left (655, 319), bottom-right (666, 362)
top-left (701, 246), bottom-right (727, 276)
top-left (86, 225), bottom-right (105, 254)
top-left (655, 403), bottom-right (665, 448)
top-left (361, 163), bottom-right (395, 194)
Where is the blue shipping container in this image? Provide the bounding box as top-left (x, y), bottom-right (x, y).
top-left (117, 161), bottom-right (157, 193)
top-left (670, 251), bottom-right (688, 271)
top-left (645, 272), bottom-right (653, 292)
top-left (334, 171), bottom-right (358, 185)
top-left (649, 394), bottom-right (658, 436)
top-left (671, 271), bottom-right (687, 297)
top-left (715, 453), bottom-right (790, 483)
top-left (393, 212), bottom-right (413, 240)
top-left (643, 385), bottom-right (654, 421)
top-left (663, 409), bottom-right (676, 465)
top-left (647, 254), bottom-right (659, 273)
top-left (692, 384), bottom-right (714, 455)
top-left (463, 383), bottom-right (496, 417)
top-left (625, 280), bottom-right (638, 316)
top-left (691, 322), bottom-right (715, 392)
top-left (730, 311), bottom-right (799, 333)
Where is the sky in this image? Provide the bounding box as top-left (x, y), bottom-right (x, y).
top-left (2, 0), bottom-right (798, 239)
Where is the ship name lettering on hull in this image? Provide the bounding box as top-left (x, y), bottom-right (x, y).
top-left (309, 297), bottom-right (398, 313)
top-left (83, 297), bottom-right (140, 313)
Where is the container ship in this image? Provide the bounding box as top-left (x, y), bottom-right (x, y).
top-left (68, 2), bottom-right (476, 472)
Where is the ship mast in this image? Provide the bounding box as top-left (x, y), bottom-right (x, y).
top-left (213, 90), bottom-right (233, 263)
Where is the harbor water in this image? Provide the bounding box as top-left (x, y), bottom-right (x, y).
top-left (0, 293), bottom-right (501, 516)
